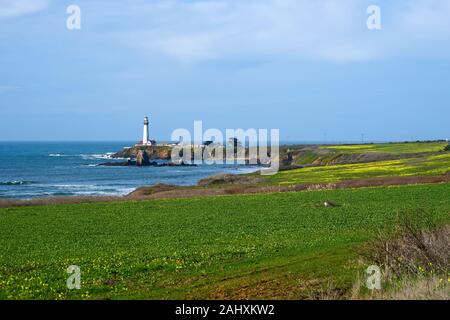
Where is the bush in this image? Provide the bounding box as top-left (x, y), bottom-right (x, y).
top-left (365, 210), bottom-right (449, 279)
top-left (444, 144), bottom-right (450, 152)
top-left (356, 210), bottom-right (450, 299)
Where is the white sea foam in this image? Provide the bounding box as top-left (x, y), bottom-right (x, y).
top-left (48, 154), bottom-right (77, 158)
top-left (0, 180), bottom-right (34, 186)
top-left (69, 188), bottom-right (134, 196)
top-left (21, 183), bottom-right (134, 197)
top-left (79, 153), bottom-right (117, 160)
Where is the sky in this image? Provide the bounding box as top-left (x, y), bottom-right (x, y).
top-left (0, 0), bottom-right (450, 142)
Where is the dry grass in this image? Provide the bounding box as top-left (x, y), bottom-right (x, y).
top-left (352, 275), bottom-right (448, 300)
top-left (379, 276), bottom-right (449, 300)
top-left (369, 211), bottom-right (449, 277)
top-left (356, 211), bottom-right (449, 300)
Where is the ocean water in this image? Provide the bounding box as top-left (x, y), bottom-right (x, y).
top-left (0, 142), bottom-right (260, 199)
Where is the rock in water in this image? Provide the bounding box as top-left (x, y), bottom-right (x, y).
top-left (136, 150), bottom-right (150, 166)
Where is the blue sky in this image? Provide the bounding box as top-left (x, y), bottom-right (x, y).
top-left (0, 0), bottom-right (449, 142)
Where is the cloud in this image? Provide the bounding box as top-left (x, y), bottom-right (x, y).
top-left (0, 0), bottom-right (50, 18)
top-left (106, 0), bottom-right (450, 64)
top-left (2, 0), bottom-right (450, 64)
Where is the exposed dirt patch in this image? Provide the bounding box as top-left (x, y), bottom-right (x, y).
top-left (206, 275), bottom-right (322, 300)
top-left (127, 184), bottom-right (183, 198)
top-left (198, 173), bottom-right (264, 186)
top-left (186, 269), bottom-right (328, 300)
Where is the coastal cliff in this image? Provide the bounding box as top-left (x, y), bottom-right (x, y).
top-left (109, 144), bottom-right (275, 167)
top-left (112, 145), bottom-right (172, 160)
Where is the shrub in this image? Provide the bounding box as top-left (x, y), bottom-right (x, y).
top-left (366, 210), bottom-right (449, 278)
top-left (356, 210), bottom-right (449, 299)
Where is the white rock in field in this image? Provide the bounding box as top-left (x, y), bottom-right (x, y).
top-left (323, 201), bottom-right (337, 207)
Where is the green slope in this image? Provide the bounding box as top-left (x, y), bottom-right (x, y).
top-left (320, 142), bottom-right (447, 154)
top-left (1, 183), bottom-right (449, 299)
top-left (265, 153), bottom-right (450, 185)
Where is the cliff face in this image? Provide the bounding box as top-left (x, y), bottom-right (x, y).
top-left (112, 145), bottom-right (273, 163)
top-left (112, 146), bottom-right (172, 160)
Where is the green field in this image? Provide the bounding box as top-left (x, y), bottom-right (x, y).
top-left (266, 153), bottom-right (450, 185)
top-left (1, 183), bottom-right (449, 299)
top-left (285, 141), bottom-right (448, 166)
top-left (320, 142), bottom-right (447, 154)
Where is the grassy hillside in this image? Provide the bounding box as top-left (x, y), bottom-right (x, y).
top-left (1, 183), bottom-right (449, 299)
top-left (320, 142), bottom-right (447, 155)
top-left (265, 153), bottom-right (450, 185)
top-left (287, 141), bottom-right (448, 166)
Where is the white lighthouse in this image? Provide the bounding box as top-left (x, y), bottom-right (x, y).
top-left (142, 116), bottom-right (151, 145)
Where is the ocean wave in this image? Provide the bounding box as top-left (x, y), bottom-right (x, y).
top-left (80, 153), bottom-right (116, 160)
top-left (0, 180), bottom-right (35, 186)
top-left (0, 185), bottom-right (135, 199)
top-left (51, 184), bottom-right (134, 195)
top-left (48, 154), bottom-right (73, 157)
top-left (52, 184), bottom-right (97, 189)
top-left (49, 153), bottom-right (117, 160)
top-left (68, 188), bottom-right (134, 196)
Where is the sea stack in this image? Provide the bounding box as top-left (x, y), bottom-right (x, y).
top-left (136, 150), bottom-right (150, 166)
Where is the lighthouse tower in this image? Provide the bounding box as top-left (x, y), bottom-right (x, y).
top-left (142, 116), bottom-right (151, 145)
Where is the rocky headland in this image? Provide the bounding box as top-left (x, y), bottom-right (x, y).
top-left (100, 146), bottom-right (196, 167)
top-left (104, 145), bottom-right (273, 167)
